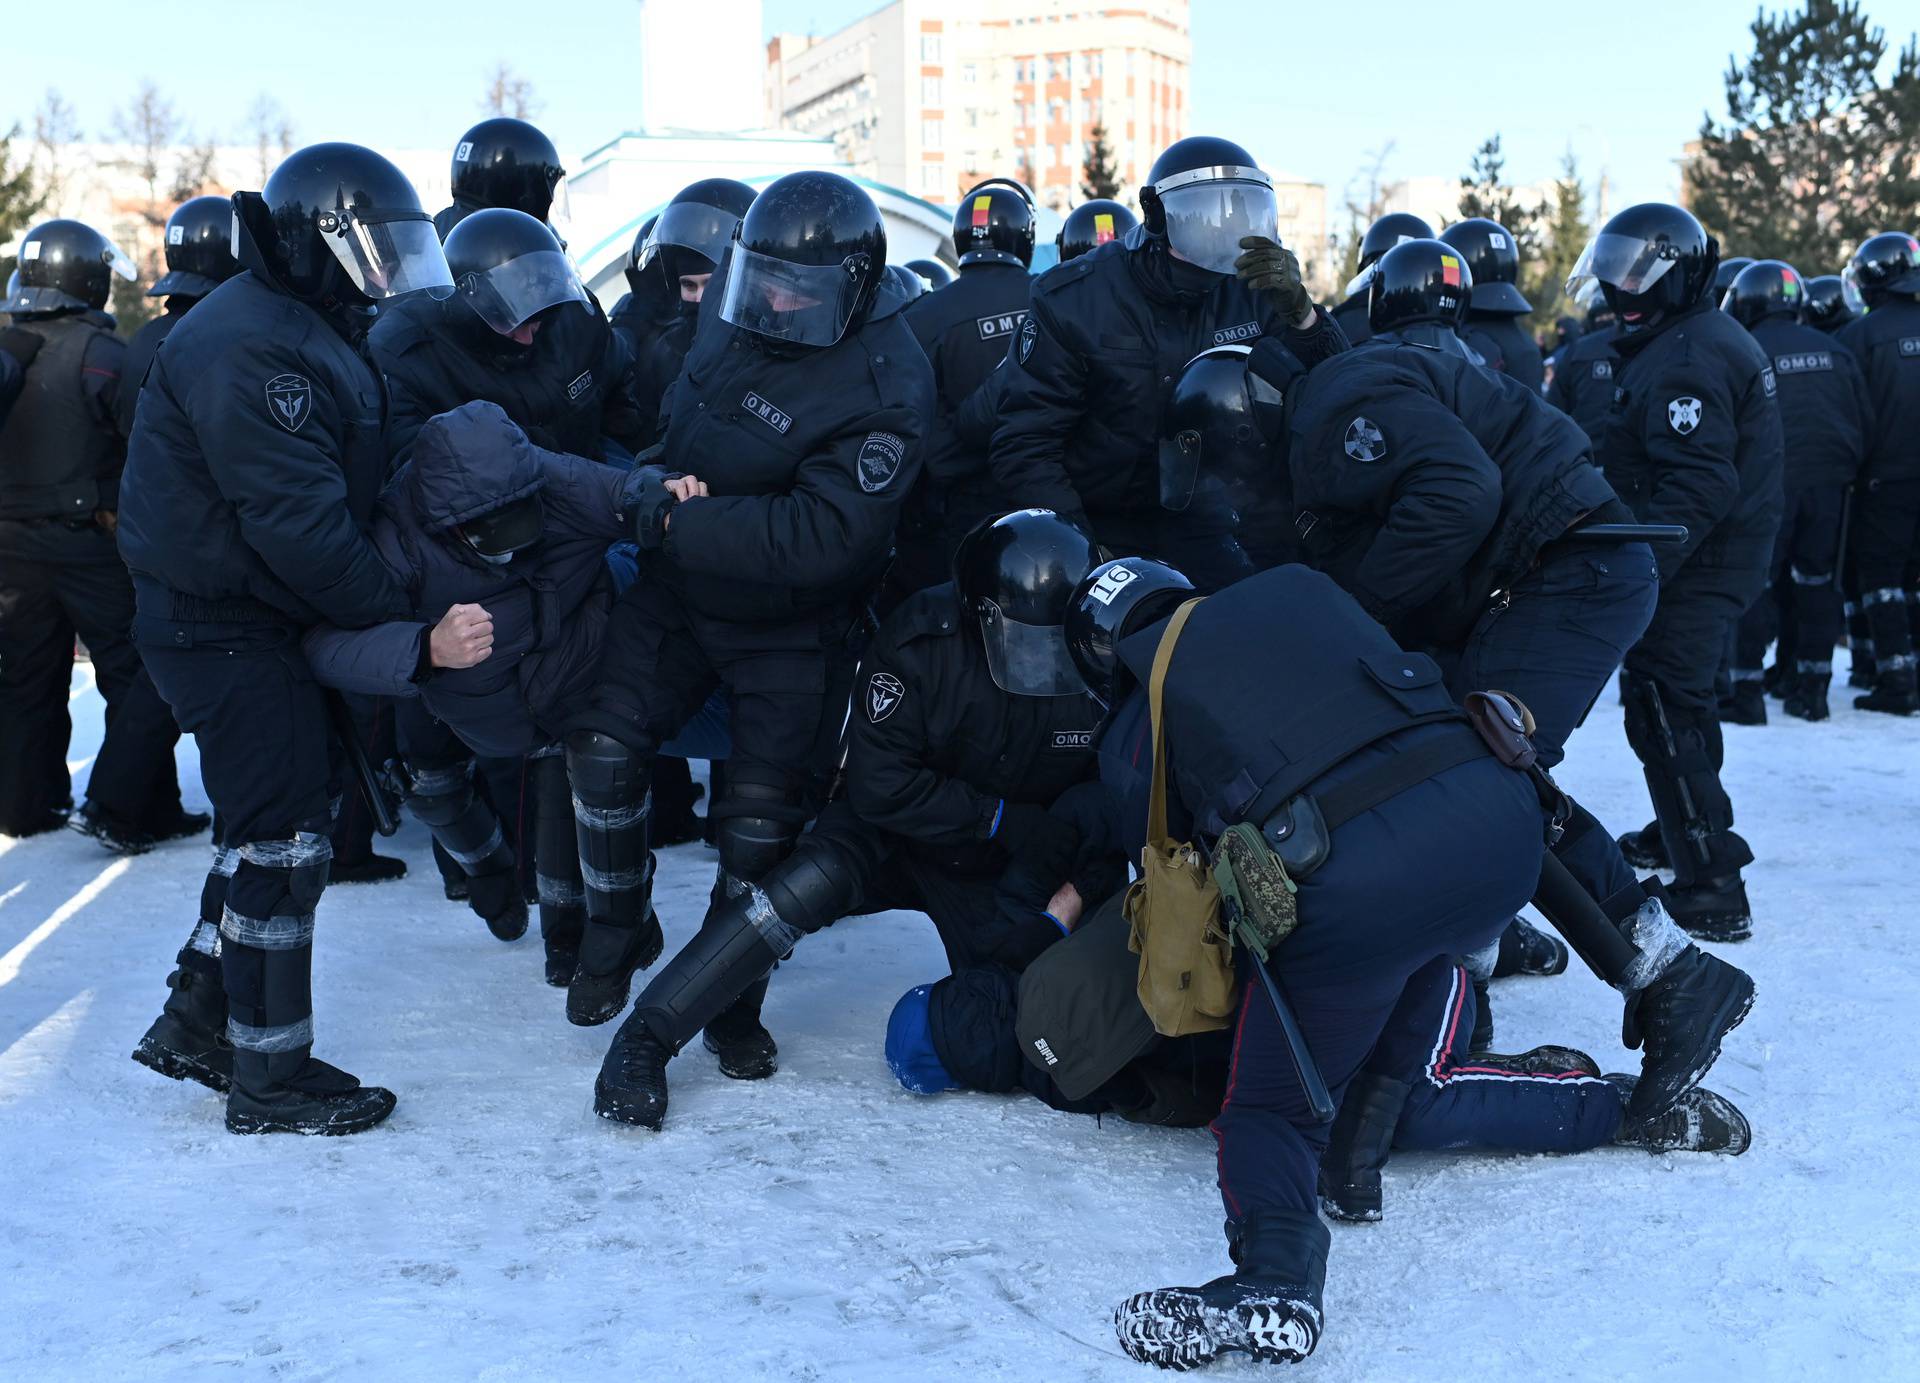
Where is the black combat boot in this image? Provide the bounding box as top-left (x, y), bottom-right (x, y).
top-left (593, 1013), bottom-right (675, 1130)
top-left (1493, 918), bottom-right (1570, 978)
top-left (567, 902), bottom-right (664, 1026)
top-left (1617, 822), bottom-right (1669, 872)
top-left (542, 913), bottom-right (582, 988)
top-left (1316, 1074), bottom-right (1412, 1223)
top-left (1607, 1075), bottom-right (1751, 1154)
top-left (1854, 669), bottom-right (1919, 716)
top-left (225, 1050), bottom-right (397, 1136)
top-left (1622, 942), bottom-right (1755, 1124)
top-left (1782, 672), bottom-right (1830, 721)
top-left (131, 949), bottom-right (232, 1092)
top-left (465, 868), bottom-right (529, 942)
top-left (69, 803), bottom-right (157, 855)
top-left (330, 853), bottom-right (407, 884)
top-left (703, 975), bottom-right (777, 1080)
top-left (1721, 681), bottom-right (1767, 726)
top-left (1665, 874), bottom-right (1752, 943)
top-left (1116, 1213), bottom-right (1329, 1369)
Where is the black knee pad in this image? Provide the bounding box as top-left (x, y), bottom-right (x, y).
top-left (407, 760), bottom-right (512, 875)
top-left (760, 839), bottom-right (865, 936)
top-left (714, 774), bottom-right (806, 885)
top-left (405, 761), bottom-right (475, 827)
top-left (565, 729), bottom-right (652, 807)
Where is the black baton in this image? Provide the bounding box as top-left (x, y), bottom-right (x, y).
top-left (1570, 522), bottom-right (1690, 544)
top-left (325, 691), bottom-right (399, 837)
top-left (1249, 952), bottom-right (1338, 1123)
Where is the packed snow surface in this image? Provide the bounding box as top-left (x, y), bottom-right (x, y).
top-left (3, 662), bottom-right (1917, 1380)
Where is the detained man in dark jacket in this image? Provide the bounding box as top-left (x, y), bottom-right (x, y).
top-left (564, 174), bottom-right (935, 1100)
top-left (989, 138), bottom-right (1345, 591)
top-left (302, 401), bottom-right (651, 954)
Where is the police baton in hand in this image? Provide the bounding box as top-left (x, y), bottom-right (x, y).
top-left (1570, 522), bottom-right (1689, 544)
top-left (325, 691), bottom-right (399, 837)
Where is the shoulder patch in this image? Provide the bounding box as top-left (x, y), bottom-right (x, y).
top-left (264, 373), bottom-right (312, 433)
top-left (866, 671), bottom-right (905, 723)
top-left (1343, 416), bottom-right (1387, 463)
top-left (1667, 396), bottom-right (1704, 435)
top-left (743, 390), bottom-right (793, 434)
top-left (1760, 366), bottom-right (1777, 398)
top-left (1017, 315), bottom-right (1038, 364)
top-left (857, 431), bottom-right (906, 492)
top-left (1899, 337), bottom-right (1920, 358)
top-left (1590, 359), bottom-right (1614, 380)
top-left (1212, 321), bottom-right (1263, 346)
top-left (976, 308), bottom-right (1028, 342)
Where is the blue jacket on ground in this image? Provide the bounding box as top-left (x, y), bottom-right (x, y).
top-left (302, 400), bottom-right (641, 757)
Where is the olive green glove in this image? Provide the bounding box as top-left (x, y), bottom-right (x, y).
top-left (1235, 235), bottom-right (1313, 326)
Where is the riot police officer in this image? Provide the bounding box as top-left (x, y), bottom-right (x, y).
top-left (1328, 211), bottom-right (1433, 347)
top-left (1056, 198), bottom-right (1139, 264)
top-left (619, 178), bottom-right (758, 447)
top-left (435, 117), bottom-right (568, 238)
top-left (1441, 217), bottom-right (1543, 391)
top-left (1835, 232), bottom-right (1920, 715)
top-left (990, 136), bottom-right (1346, 592)
top-left (118, 143), bottom-right (454, 1135)
top-left (1802, 274), bottom-right (1861, 335)
top-left (885, 180), bottom-right (1038, 599)
top-left (1, 219), bottom-right (198, 850)
top-left (592, 510), bottom-right (1112, 1129)
top-left (1711, 256), bottom-right (1755, 307)
top-left (115, 195), bottom-right (239, 438)
top-left (1569, 203), bottom-right (1784, 942)
top-left (905, 257), bottom-right (955, 290)
top-left (1544, 284), bottom-right (1622, 448)
top-left (1721, 261), bottom-right (1870, 722)
top-left (374, 208), bottom-right (641, 462)
top-left (561, 173), bottom-right (934, 1081)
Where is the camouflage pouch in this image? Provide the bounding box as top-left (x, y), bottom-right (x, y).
top-left (1211, 821), bottom-right (1299, 964)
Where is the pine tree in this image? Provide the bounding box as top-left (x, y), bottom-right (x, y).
top-left (1081, 123), bottom-right (1121, 200)
top-left (1528, 151), bottom-right (1592, 327)
top-left (0, 124), bottom-right (47, 288)
top-left (1455, 134), bottom-right (1542, 255)
top-left (1688, 1), bottom-right (1920, 272)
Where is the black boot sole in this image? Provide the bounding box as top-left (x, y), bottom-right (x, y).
top-left (1627, 971), bottom-right (1755, 1125)
top-left (593, 1077), bottom-right (667, 1130)
top-left (482, 900), bottom-right (530, 942)
top-left (225, 1089), bottom-right (398, 1136)
top-left (1114, 1290), bottom-right (1316, 1368)
top-left (1675, 915), bottom-right (1753, 943)
top-left (131, 1036), bottom-right (231, 1094)
top-left (703, 1028), bottom-right (778, 1080)
top-left (1617, 835), bottom-right (1670, 873)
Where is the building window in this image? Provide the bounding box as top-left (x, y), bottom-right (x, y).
top-left (962, 63), bottom-right (977, 85)
top-left (1052, 143), bottom-right (1066, 169)
top-left (1049, 98), bottom-right (1064, 121)
top-left (921, 35), bottom-right (941, 62)
top-left (1089, 52), bottom-right (1103, 79)
top-left (922, 118), bottom-right (943, 148)
top-left (1047, 56), bottom-right (1062, 81)
top-left (923, 164), bottom-right (945, 194)
top-left (922, 76), bottom-right (942, 104)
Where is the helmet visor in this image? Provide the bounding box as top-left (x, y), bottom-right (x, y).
top-left (1159, 176), bottom-right (1278, 275)
top-left (1565, 231), bottom-right (1682, 300)
top-left (457, 249), bottom-right (588, 334)
top-left (978, 598), bottom-right (1087, 697)
top-left (324, 210), bottom-right (455, 301)
top-left (719, 244), bottom-right (866, 347)
top-left (637, 201), bottom-right (744, 275)
top-left (1343, 260), bottom-right (1379, 301)
top-left (1837, 270), bottom-right (1868, 314)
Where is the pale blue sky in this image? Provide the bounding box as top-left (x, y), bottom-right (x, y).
top-left (8, 0), bottom-right (1915, 212)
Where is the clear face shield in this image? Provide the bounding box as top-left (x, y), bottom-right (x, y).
top-left (976, 597), bottom-right (1088, 697)
top-left (6, 234), bottom-right (138, 312)
top-left (637, 201), bottom-right (744, 276)
top-left (546, 174), bottom-right (573, 249)
top-left (456, 249), bottom-right (588, 335)
top-left (1564, 231), bottom-right (1683, 302)
top-left (1155, 167), bottom-right (1279, 275)
top-left (718, 244), bottom-right (868, 348)
top-left (318, 206), bottom-right (456, 301)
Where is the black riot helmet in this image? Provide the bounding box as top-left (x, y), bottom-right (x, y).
top-left (1801, 274), bottom-right (1862, 332)
top-left (233, 142), bottom-right (453, 309)
top-left (953, 509), bottom-right (1100, 696)
top-left (952, 182), bottom-right (1035, 269)
top-left (624, 213), bottom-right (662, 300)
top-left (1066, 558), bottom-right (1197, 707)
top-left (1057, 199), bottom-right (1139, 262)
top-left (5, 219), bottom-right (136, 315)
top-left (1358, 212), bottom-right (1434, 272)
top-left (962, 176), bottom-right (1037, 210)
top-left (905, 257), bottom-right (954, 288)
top-left (1845, 231), bottom-right (1920, 306)
top-left (1440, 217), bottom-right (1530, 315)
top-left (450, 118), bottom-right (566, 223)
top-left (1721, 259), bottom-right (1805, 329)
top-left (1368, 237), bottom-right (1474, 333)
top-left (1711, 256), bottom-right (1754, 303)
top-left (150, 196), bottom-right (239, 299)
top-left (718, 171), bottom-right (887, 348)
top-left (1139, 136), bottom-right (1278, 274)
top-left (886, 263), bottom-right (927, 303)
top-left (638, 178), bottom-right (758, 288)
top-left (1565, 202), bottom-right (1717, 332)
top-left (445, 208), bottom-right (588, 341)
top-left (1160, 345), bottom-right (1288, 512)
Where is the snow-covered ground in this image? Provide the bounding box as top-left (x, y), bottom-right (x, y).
top-left (3, 661), bottom-right (1917, 1381)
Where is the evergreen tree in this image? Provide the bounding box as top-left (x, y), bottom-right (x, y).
top-left (1081, 123), bottom-right (1121, 200)
top-left (1528, 151), bottom-right (1593, 328)
top-left (1455, 134), bottom-right (1543, 255)
top-left (1688, 1), bottom-right (1920, 271)
top-left (0, 124), bottom-right (47, 288)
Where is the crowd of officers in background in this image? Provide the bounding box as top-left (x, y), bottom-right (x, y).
top-left (2, 113), bottom-right (1917, 1369)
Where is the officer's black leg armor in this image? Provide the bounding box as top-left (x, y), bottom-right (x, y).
top-left (406, 759), bottom-right (526, 941)
top-left (530, 745), bottom-right (586, 987)
top-left (563, 728), bottom-right (662, 1026)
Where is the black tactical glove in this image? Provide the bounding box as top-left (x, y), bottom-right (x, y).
top-left (0, 327), bottom-right (44, 368)
top-left (1235, 236), bottom-right (1313, 326)
top-left (994, 802), bottom-right (1082, 932)
top-left (623, 464), bottom-right (681, 552)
